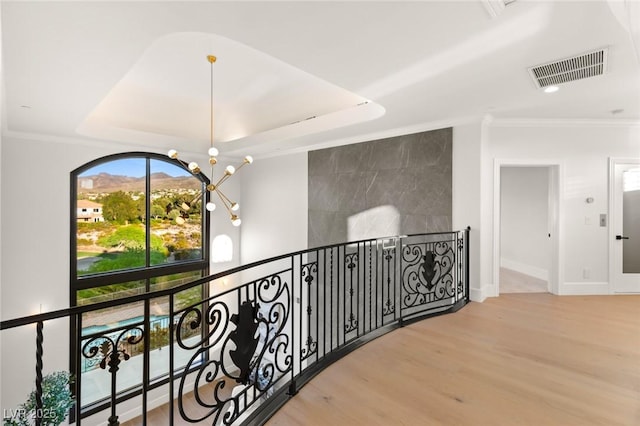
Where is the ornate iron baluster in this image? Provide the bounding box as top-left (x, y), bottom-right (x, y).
top-left (330, 247), bottom-right (334, 351)
top-left (82, 326), bottom-right (144, 426)
top-left (344, 252), bottom-right (358, 333)
top-left (301, 262), bottom-right (318, 360)
top-left (383, 248), bottom-right (395, 316)
top-left (369, 243), bottom-right (373, 332)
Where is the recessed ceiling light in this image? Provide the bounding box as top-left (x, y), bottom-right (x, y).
top-left (543, 85), bottom-right (559, 93)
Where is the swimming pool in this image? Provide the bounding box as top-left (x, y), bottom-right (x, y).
top-left (82, 315), bottom-right (169, 336)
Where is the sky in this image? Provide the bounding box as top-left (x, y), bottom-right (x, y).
top-left (79, 158), bottom-right (192, 178)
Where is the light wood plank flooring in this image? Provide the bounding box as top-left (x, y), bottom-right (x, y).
top-left (124, 294), bottom-right (640, 425)
top-left (268, 294), bottom-right (640, 426)
top-left (500, 267), bottom-right (548, 293)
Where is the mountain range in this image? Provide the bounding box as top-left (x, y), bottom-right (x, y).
top-left (78, 172), bottom-right (202, 193)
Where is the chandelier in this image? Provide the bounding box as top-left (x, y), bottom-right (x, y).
top-left (168, 55), bottom-right (253, 227)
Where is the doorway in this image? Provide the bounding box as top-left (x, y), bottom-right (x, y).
top-left (493, 161), bottom-right (561, 296)
top-left (609, 158), bottom-right (640, 293)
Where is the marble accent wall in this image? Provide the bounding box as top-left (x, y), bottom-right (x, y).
top-left (309, 128), bottom-right (452, 247)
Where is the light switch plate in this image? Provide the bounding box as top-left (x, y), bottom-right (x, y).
top-left (600, 214), bottom-right (607, 227)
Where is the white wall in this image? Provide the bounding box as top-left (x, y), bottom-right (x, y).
top-left (452, 121), bottom-right (483, 301)
top-left (240, 152), bottom-right (308, 264)
top-left (0, 135), bottom-right (124, 414)
top-left (500, 167), bottom-right (549, 279)
top-left (480, 121), bottom-right (640, 298)
top-left (0, 7), bottom-right (4, 412)
top-left (0, 134), bottom-right (221, 417)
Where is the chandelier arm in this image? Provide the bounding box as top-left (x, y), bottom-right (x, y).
top-left (215, 189), bottom-right (234, 216)
top-left (214, 173), bottom-right (231, 188)
top-left (189, 190), bottom-right (203, 206)
top-left (216, 189), bottom-right (235, 207)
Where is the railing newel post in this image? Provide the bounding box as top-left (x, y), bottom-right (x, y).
top-left (35, 321), bottom-right (43, 426)
top-left (398, 236), bottom-right (403, 324)
top-left (288, 379), bottom-right (298, 396)
top-left (465, 226), bottom-right (471, 302)
top-left (291, 253), bottom-right (296, 392)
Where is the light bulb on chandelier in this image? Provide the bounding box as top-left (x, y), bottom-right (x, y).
top-left (167, 54), bottom-right (252, 226)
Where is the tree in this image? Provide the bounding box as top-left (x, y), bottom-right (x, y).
top-left (101, 191), bottom-right (139, 224)
top-left (151, 204), bottom-right (165, 219)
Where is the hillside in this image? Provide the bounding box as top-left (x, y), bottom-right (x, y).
top-left (78, 172), bottom-right (202, 194)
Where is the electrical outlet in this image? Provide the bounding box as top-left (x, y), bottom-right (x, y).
top-left (583, 268), bottom-right (591, 279)
top-left (600, 214), bottom-right (607, 227)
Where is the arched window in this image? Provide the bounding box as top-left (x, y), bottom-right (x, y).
top-left (70, 152), bottom-right (210, 407)
top-left (71, 152), bottom-right (209, 306)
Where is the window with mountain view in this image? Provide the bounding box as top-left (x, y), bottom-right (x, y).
top-left (75, 156), bottom-right (206, 281)
top-left (71, 153), bottom-right (210, 407)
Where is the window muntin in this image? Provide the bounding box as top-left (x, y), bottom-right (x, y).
top-left (76, 280), bottom-right (146, 306)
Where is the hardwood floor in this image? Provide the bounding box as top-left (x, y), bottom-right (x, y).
top-left (268, 294), bottom-right (640, 426)
top-left (123, 294), bottom-right (640, 425)
top-left (500, 267), bottom-right (548, 293)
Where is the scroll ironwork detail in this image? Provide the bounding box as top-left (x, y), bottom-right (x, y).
top-left (177, 272), bottom-right (292, 425)
top-left (402, 241), bottom-right (456, 308)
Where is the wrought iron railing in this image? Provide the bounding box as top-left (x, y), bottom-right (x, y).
top-left (0, 228), bottom-right (470, 426)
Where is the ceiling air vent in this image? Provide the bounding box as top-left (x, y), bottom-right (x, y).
top-left (528, 48), bottom-right (608, 89)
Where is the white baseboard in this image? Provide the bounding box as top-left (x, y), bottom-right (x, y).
top-left (470, 283), bottom-right (496, 302)
top-left (501, 258), bottom-right (548, 281)
top-left (560, 282), bottom-right (610, 295)
top-left (469, 286), bottom-right (485, 302)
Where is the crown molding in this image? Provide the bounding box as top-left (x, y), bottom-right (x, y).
top-left (489, 117), bottom-right (640, 128)
top-left (0, 129), bottom-right (235, 160)
top-left (256, 115), bottom-right (481, 159)
top-left (3, 129), bottom-right (155, 151)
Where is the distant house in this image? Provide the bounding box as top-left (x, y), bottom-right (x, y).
top-left (77, 200), bottom-right (104, 222)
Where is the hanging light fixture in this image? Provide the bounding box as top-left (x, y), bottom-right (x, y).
top-left (168, 55), bottom-right (253, 227)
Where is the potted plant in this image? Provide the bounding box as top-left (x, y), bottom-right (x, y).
top-left (3, 371), bottom-right (74, 426)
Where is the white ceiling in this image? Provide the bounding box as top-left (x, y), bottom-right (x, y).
top-left (2, 1), bottom-right (640, 158)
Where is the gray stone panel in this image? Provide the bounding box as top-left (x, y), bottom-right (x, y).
top-left (309, 128), bottom-right (452, 247)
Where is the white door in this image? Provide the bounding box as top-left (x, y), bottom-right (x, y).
top-left (611, 160), bottom-right (640, 293)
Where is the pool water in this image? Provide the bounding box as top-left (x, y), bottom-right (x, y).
top-left (82, 315), bottom-right (169, 336)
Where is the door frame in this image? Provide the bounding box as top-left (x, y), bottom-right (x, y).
top-left (493, 159), bottom-right (563, 296)
top-left (608, 157), bottom-right (640, 293)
